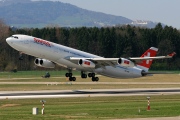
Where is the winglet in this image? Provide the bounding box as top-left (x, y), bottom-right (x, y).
top-left (167, 52), bottom-right (176, 57)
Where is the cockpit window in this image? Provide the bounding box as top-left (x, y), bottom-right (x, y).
top-left (11, 36), bottom-right (18, 39)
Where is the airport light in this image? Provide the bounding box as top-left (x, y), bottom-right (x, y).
top-left (40, 100), bottom-right (46, 115)
top-left (147, 97), bottom-right (150, 110)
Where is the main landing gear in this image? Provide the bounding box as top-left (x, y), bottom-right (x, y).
top-left (88, 73), bottom-right (99, 82)
top-left (65, 72), bottom-right (76, 81)
top-left (65, 69), bottom-right (76, 81)
top-left (81, 71), bottom-right (87, 78)
top-left (65, 69), bottom-right (99, 82)
top-left (81, 72), bottom-right (99, 82)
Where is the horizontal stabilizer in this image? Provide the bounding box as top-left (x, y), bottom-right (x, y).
top-left (142, 71), bottom-right (175, 75)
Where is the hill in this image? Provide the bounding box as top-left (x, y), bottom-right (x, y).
top-left (0, 0), bottom-right (133, 28)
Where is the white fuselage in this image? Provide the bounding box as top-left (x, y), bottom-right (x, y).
top-left (6, 34), bottom-right (143, 78)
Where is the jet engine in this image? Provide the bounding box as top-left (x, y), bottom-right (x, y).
top-left (78, 59), bottom-right (95, 68)
top-left (117, 58), bottom-right (135, 67)
top-left (34, 58), bottom-right (55, 68)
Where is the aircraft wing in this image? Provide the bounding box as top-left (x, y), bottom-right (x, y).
top-left (68, 52), bottom-right (176, 68)
top-left (129, 52), bottom-right (176, 64)
top-left (69, 57), bottom-right (119, 68)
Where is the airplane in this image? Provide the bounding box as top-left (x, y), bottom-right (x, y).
top-left (6, 34), bottom-right (176, 81)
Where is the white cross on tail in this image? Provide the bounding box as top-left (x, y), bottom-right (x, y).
top-left (144, 52), bottom-right (152, 64)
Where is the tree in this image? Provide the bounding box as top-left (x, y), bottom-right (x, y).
top-left (5, 24), bottom-right (180, 71)
top-left (0, 19), bottom-right (10, 70)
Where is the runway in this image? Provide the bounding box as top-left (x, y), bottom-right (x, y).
top-left (1, 82), bottom-right (180, 85)
top-left (1, 88), bottom-right (180, 99)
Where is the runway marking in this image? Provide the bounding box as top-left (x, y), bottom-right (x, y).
top-left (0, 82), bottom-right (180, 85)
top-left (1, 88), bottom-right (180, 99)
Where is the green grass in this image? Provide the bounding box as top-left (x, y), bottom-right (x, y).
top-left (0, 70), bottom-right (179, 78)
top-left (1, 95), bottom-right (180, 120)
top-left (0, 70), bottom-right (80, 78)
top-left (0, 71), bottom-right (179, 91)
top-left (0, 71), bottom-right (179, 119)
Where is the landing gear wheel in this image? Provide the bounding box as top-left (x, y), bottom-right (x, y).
top-left (81, 74), bottom-right (87, 78)
top-left (92, 77), bottom-right (95, 82)
top-left (69, 73), bottom-right (72, 77)
top-left (65, 73), bottom-right (69, 77)
top-left (65, 73), bottom-right (73, 77)
top-left (72, 77), bottom-right (76, 81)
top-left (69, 77), bottom-right (76, 81)
top-left (92, 77), bottom-right (99, 82)
top-left (95, 77), bottom-right (99, 81)
top-left (91, 73), bottom-right (95, 77)
top-left (69, 77), bottom-right (72, 81)
top-left (88, 73), bottom-right (92, 77)
top-left (88, 73), bottom-right (95, 77)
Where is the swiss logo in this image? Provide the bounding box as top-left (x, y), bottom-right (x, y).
top-left (143, 52), bottom-right (152, 64)
top-left (84, 61), bottom-right (90, 65)
top-left (34, 38), bottom-right (51, 47)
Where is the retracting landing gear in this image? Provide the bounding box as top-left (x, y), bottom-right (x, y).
top-left (65, 69), bottom-right (76, 81)
top-left (19, 52), bottom-right (23, 60)
top-left (88, 73), bottom-right (99, 82)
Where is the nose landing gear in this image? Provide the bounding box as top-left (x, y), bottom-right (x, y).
top-left (19, 52), bottom-right (23, 60)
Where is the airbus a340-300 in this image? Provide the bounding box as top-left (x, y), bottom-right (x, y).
top-left (6, 34), bottom-right (176, 81)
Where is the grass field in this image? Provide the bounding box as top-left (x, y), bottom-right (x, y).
top-left (0, 71), bottom-right (179, 91)
top-left (1, 95), bottom-right (180, 120)
top-left (0, 71), bottom-right (180, 119)
top-left (0, 70), bottom-right (80, 78)
top-left (0, 70), bottom-right (179, 79)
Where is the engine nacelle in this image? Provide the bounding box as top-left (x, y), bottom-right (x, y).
top-left (117, 58), bottom-right (135, 67)
top-left (78, 59), bottom-right (95, 68)
top-left (34, 58), bottom-right (55, 68)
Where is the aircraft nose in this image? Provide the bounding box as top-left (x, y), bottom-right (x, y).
top-left (6, 37), bottom-right (13, 44)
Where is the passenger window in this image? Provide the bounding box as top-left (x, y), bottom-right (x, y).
top-left (14, 36), bottom-right (18, 39)
top-left (11, 36), bottom-right (18, 39)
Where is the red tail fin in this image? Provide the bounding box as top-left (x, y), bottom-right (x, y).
top-left (137, 47), bottom-right (158, 71)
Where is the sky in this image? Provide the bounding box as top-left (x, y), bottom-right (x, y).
top-left (37, 0), bottom-right (179, 29)
top-left (2, 0), bottom-right (178, 28)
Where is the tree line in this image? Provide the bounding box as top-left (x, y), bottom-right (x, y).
top-left (0, 20), bottom-right (179, 71)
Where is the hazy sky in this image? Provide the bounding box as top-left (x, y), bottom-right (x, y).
top-left (3, 0), bottom-right (177, 28)
top-left (41, 0), bottom-right (179, 28)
